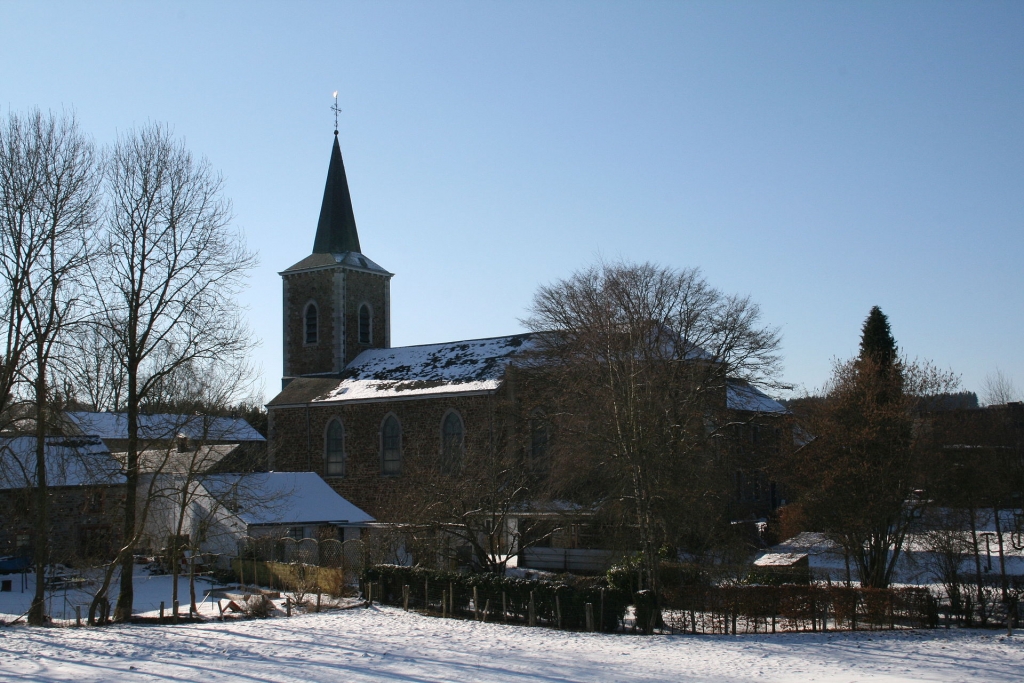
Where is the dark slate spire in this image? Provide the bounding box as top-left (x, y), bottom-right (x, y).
top-left (312, 133), bottom-right (361, 254)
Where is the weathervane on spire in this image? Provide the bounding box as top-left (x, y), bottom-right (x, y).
top-left (331, 91), bottom-right (341, 135)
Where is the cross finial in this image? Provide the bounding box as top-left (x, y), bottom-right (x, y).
top-left (331, 91), bottom-right (341, 135)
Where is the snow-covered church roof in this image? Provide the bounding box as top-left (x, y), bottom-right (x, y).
top-left (725, 380), bottom-right (788, 414)
top-left (270, 333), bottom-right (788, 410)
top-left (271, 334), bottom-right (537, 405)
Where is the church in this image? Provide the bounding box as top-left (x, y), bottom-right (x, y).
top-left (265, 131), bottom-right (790, 565)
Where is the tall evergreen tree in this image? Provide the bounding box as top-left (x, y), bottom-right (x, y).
top-left (859, 306), bottom-right (897, 368)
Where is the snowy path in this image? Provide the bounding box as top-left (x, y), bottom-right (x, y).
top-left (1, 605), bottom-right (1022, 682)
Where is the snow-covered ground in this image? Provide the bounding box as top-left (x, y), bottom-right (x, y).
top-left (1, 604), bottom-right (1022, 682)
top-left (0, 569), bottom-right (224, 623)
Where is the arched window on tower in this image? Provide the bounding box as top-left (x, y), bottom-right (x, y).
top-left (440, 410), bottom-right (464, 476)
top-left (381, 414), bottom-right (401, 476)
top-left (325, 418), bottom-right (345, 476)
top-left (358, 303), bottom-right (372, 344)
top-left (305, 302), bottom-right (318, 344)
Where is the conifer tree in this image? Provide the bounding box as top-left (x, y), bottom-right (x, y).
top-left (859, 306), bottom-right (897, 368)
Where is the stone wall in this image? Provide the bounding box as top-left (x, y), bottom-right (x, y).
top-left (0, 484), bottom-right (126, 564)
top-left (282, 266), bottom-right (391, 379)
top-left (269, 391), bottom-right (505, 519)
top-left (342, 269), bottom-right (390, 363)
top-left (282, 268), bottom-right (337, 377)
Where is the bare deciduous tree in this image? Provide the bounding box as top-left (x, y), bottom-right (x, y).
top-left (982, 369), bottom-right (1019, 406)
top-left (523, 261), bottom-right (784, 630)
top-left (0, 110), bottom-right (97, 624)
top-left (90, 123), bottom-right (256, 621)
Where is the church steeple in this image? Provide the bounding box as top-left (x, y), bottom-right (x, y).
top-left (312, 133), bottom-right (361, 254)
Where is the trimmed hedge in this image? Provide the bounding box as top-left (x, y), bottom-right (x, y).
top-left (363, 565), bottom-right (630, 632)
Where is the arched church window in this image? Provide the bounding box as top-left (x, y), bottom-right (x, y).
top-left (325, 418), bottom-right (345, 476)
top-left (358, 303), bottom-right (372, 344)
top-left (305, 302), bottom-right (318, 344)
top-left (381, 414), bottom-right (401, 476)
top-left (440, 410), bottom-right (464, 475)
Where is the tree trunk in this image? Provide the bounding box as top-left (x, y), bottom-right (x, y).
top-left (28, 363), bottom-right (49, 625)
top-left (993, 508), bottom-right (1008, 602)
top-left (115, 361), bottom-right (139, 622)
top-left (967, 505), bottom-right (987, 626)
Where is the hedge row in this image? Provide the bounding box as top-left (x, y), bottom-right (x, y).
top-left (661, 584), bottom-right (939, 632)
top-left (363, 565), bottom-right (630, 632)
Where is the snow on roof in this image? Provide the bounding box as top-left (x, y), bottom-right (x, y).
top-left (726, 380), bottom-right (787, 414)
top-left (313, 334), bottom-right (537, 403)
top-left (753, 552), bottom-right (808, 567)
top-left (66, 412), bottom-right (265, 443)
top-left (202, 472), bottom-right (374, 526)
top-left (0, 436), bottom-right (124, 490)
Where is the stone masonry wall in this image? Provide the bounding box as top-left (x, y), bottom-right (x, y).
top-left (283, 268), bottom-right (337, 377)
top-left (343, 269), bottom-right (390, 363)
top-left (0, 484), bottom-right (125, 564)
top-left (283, 266), bottom-right (390, 379)
top-left (269, 392), bottom-right (500, 519)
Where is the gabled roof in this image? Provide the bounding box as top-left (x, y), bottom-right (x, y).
top-left (65, 412), bottom-right (265, 443)
top-left (127, 444), bottom-right (241, 475)
top-left (725, 380), bottom-right (787, 414)
top-left (312, 134), bottom-right (361, 255)
top-left (0, 436), bottom-right (125, 490)
top-left (271, 334), bottom-right (537, 406)
top-left (202, 472), bottom-right (374, 526)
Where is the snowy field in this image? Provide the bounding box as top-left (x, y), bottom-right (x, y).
top-left (1, 605), bottom-right (1022, 683)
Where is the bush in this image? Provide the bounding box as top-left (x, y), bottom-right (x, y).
top-left (242, 594), bottom-right (273, 619)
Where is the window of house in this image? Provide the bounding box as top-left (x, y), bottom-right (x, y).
top-left (358, 303), bottom-right (372, 344)
top-left (440, 411), bottom-right (464, 475)
top-left (305, 302), bottom-right (318, 344)
top-left (325, 418), bottom-right (345, 476)
top-left (381, 414), bottom-right (401, 476)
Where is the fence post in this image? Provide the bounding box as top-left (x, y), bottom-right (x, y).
top-left (173, 599), bottom-right (179, 624)
top-left (75, 605), bottom-right (81, 627)
top-left (160, 601), bottom-right (165, 623)
top-left (502, 591), bottom-right (507, 622)
top-left (585, 602), bottom-right (594, 632)
top-left (600, 588), bottom-right (605, 633)
top-left (529, 591), bottom-right (536, 627)
top-left (442, 590), bottom-right (447, 619)
top-left (316, 592), bottom-right (321, 613)
top-left (286, 597), bottom-right (291, 617)
top-left (425, 578), bottom-right (429, 611)
top-left (450, 582), bottom-right (454, 617)
top-left (403, 584), bottom-right (410, 611)
top-left (556, 595), bottom-right (562, 630)
top-left (483, 599), bottom-right (491, 623)
top-left (474, 586), bottom-right (480, 621)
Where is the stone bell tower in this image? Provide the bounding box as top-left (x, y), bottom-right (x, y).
top-left (280, 132), bottom-right (392, 386)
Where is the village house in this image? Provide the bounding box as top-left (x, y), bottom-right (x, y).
top-left (0, 436), bottom-right (126, 566)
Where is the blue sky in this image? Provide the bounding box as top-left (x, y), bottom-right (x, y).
top-left (3, 1), bottom-right (1022, 402)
